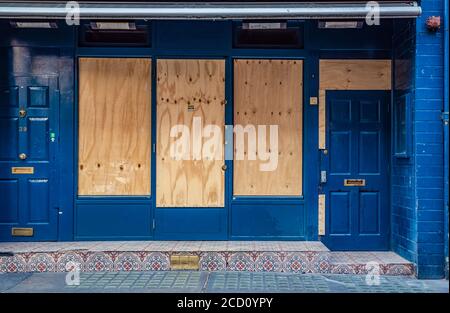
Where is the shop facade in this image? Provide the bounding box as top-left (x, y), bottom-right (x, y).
top-left (0, 1), bottom-right (447, 278)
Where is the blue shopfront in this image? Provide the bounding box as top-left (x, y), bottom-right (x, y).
top-left (0, 1), bottom-right (447, 278)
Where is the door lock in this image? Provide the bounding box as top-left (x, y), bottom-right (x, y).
top-left (19, 109), bottom-right (26, 118)
top-left (19, 153), bottom-right (27, 160)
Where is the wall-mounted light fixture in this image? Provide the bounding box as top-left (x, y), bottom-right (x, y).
top-left (318, 21), bottom-right (363, 29)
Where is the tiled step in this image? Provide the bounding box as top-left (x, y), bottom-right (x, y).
top-left (0, 241), bottom-right (414, 275)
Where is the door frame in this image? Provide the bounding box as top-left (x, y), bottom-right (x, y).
top-left (229, 56), bottom-right (308, 240)
top-left (0, 74), bottom-right (60, 241)
top-left (320, 90), bottom-right (391, 250)
top-left (74, 56), bottom-right (154, 240)
top-left (153, 56), bottom-right (230, 240)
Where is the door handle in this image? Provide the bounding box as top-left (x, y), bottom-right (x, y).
top-left (19, 153), bottom-right (27, 160)
top-left (19, 108), bottom-right (27, 118)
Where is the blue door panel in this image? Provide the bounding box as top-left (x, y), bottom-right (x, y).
top-left (359, 99), bottom-right (380, 122)
top-left (0, 179), bottom-right (19, 223)
top-left (330, 99), bottom-right (351, 123)
top-left (76, 203), bottom-right (152, 239)
top-left (322, 90), bottom-right (390, 251)
top-left (28, 178), bottom-right (49, 223)
top-left (28, 86), bottom-right (48, 108)
top-left (27, 118), bottom-right (49, 160)
top-left (0, 118), bottom-right (18, 159)
top-left (155, 208), bottom-right (227, 240)
top-left (231, 203), bottom-right (305, 239)
top-left (330, 131), bottom-right (351, 174)
top-left (359, 191), bottom-right (380, 234)
top-left (0, 86), bottom-right (19, 107)
top-left (359, 131), bottom-right (379, 174)
top-left (329, 191), bottom-right (351, 235)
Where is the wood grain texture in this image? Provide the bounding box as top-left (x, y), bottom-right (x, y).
top-left (318, 194), bottom-right (325, 235)
top-left (318, 59), bottom-right (391, 149)
top-left (156, 59), bottom-right (225, 207)
top-left (78, 58), bottom-right (151, 196)
top-left (233, 59), bottom-right (303, 196)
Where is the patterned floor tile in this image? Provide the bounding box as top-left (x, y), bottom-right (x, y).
top-left (255, 252), bottom-right (283, 272)
top-left (227, 252), bottom-right (256, 271)
top-left (199, 252), bottom-right (226, 271)
top-left (27, 253), bottom-right (56, 272)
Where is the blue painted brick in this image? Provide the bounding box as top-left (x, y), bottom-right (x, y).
top-left (417, 210), bottom-right (444, 222)
top-left (417, 266), bottom-right (445, 279)
top-left (418, 254), bottom-right (445, 266)
top-left (416, 155), bottom-right (444, 165)
top-left (416, 78), bottom-right (443, 90)
top-left (417, 199), bottom-right (445, 210)
top-left (415, 100), bottom-right (443, 110)
top-left (416, 188), bottom-right (443, 199)
top-left (416, 143), bottom-right (443, 154)
top-left (415, 88), bottom-right (443, 100)
top-left (418, 221), bottom-right (444, 233)
top-left (415, 54), bottom-right (444, 66)
top-left (418, 232), bottom-right (444, 244)
top-left (414, 111), bottom-right (442, 121)
top-left (416, 66), bottom-right (444, 78)
top-left (418, 243), bottom-right (444, 254)
top-left (417, 177), bottom-right (444, 188)
top-left (420, 0), bottom-right (444, 10)
top-left (416, 165), bottom-right (443, 176)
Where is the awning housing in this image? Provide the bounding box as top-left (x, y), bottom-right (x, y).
top-left (0, 1), bottom-right (422, 20)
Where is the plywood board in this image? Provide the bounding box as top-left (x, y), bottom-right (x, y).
top-left (156, 59), bottom-right (225, 207)
top-left (318, 59), bottom-right (391, 149)
top-left (318, 194), bottom-right (325, 235)
top-left (78, 58), bottom-right (151, 196)
top-left (233, 59), bottom-right (303, 196)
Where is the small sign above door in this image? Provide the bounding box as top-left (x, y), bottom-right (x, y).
top-left (344, 179), bottom-right (366, 186)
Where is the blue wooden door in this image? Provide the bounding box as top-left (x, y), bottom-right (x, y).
top-left (321, 91), bottom-right (390, 250)
top-left (0, 76), bottom-right (59, 241)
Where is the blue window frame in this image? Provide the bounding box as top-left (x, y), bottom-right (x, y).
top-left (394, 92), bottom-right (411, 157)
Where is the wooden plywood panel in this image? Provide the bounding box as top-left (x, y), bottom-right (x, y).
top-left (319, 60), bottom-right (391, 90)
top-left (318, 194), bottom-right (325, 235)
top-left (318, 59), bottom-right (391, 149)
top-left (233, 59), bottom-right (303, 196)
top-left (156, 59), bottom-right (225, 207)
top-left (78, 58), bottom-right (151, 196)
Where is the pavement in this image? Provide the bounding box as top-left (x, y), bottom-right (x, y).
top-left (0, 271), bottom-right (448, 293)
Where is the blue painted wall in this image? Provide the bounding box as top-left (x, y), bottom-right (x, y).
top-left (391, 18), bottom-right (417, 267)
top-left (414, 0), bottom-right (446, 279)
top-left (391, 0), bottom-right (447, 279)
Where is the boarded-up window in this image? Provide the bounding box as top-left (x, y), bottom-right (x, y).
top-left (233, 59), bottom-right (303, 196)
top-left (156, 59), bottom-right (225, 207)
top-left (78, 58), bottom-right (151, 196)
